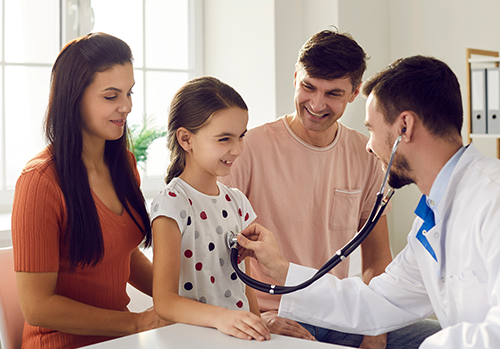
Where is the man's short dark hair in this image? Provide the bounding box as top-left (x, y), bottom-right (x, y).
top-left (297, 28), bottom-right (368, 91)
top-left (362, 55), bottom-right (463, 138)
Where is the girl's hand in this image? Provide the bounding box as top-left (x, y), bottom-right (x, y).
top-left (214, 309), bottom-right (270, 341)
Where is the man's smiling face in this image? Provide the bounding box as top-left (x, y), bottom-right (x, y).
top-left (293, 66), bottom-right (359, 135)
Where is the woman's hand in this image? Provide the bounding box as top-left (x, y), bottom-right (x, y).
top-left (16, 271), bottom-right (168, 337)
top-left (214, 309), bottom-right (270, 341)
top-left (135, 306), bottom-right (173, 333)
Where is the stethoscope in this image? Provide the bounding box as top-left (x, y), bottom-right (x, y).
top-left (226, 134), bottom-right (403, 295)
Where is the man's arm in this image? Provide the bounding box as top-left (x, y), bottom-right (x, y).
top-left (359, 215), bottom-right (392, 284)
top-left (358, 215), bottom-right (392, 349)
top-left (238, 223), bottom-right (432, 336)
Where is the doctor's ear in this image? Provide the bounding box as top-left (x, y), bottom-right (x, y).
top-left (398, 111), bottom-right (417, 141)
top-left (176, 128), bottom-right (192, 152)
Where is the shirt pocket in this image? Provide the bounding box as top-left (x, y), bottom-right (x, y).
top-left (329, 188), bottom-right (362, 231)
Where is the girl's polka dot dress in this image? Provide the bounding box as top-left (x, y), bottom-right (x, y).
top-left (151, 177), bottom-right (257, 311)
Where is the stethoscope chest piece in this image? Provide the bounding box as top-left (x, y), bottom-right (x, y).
top-left (226, 230), bottom-right (239, 249)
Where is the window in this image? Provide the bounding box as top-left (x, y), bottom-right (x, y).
top-left (0, 0), bottom-right (60, 213)
top-left (0, 0), bottom-right (202, 213)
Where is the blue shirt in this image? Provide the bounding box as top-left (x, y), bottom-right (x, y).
top-left (426, 146), bottom-right (467, 224)
top-left (414, 145), bottom-right (466, 262)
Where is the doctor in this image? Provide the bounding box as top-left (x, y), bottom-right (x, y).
top-left (236, 55), bottom-right (500, 349)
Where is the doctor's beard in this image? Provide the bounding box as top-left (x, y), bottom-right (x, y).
top-left (388, 152), bottom-right (414, 189)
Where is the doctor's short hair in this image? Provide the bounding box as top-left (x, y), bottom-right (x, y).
top-left (296, 27), bottom-right (368, 91)
top-left (362, 55), bottom-right (463, 138)
top-left (165, 76), bottom-right (248, 184)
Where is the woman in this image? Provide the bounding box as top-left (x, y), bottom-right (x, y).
top-left (11, 32), bottom-right (167, 348)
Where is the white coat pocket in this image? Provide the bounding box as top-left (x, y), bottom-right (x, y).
top-left (448, 271), bottom-right (488, 324)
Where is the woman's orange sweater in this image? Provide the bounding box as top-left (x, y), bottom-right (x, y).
top-left (11, 147), bottom-right (145, 348)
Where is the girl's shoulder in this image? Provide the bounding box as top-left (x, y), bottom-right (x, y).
top-left (217, 181), bottom-right (249, 204)
top-left (153, 178), bottom-right (191, 204)
top-left (150, 179), bottom-right (192, 221)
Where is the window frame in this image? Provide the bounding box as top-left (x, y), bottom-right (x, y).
top-left (0, 0), bottom-right (203, 213)
top-left (137, 0), bottom-right (204, 200)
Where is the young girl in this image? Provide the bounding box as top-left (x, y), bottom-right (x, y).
top-left (151, 76), bottom-right (270, 341)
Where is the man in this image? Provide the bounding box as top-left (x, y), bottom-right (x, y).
top-left (222, 29), bottom-right (439, 348)
top-left (237, 55), bottom-right (500, 349)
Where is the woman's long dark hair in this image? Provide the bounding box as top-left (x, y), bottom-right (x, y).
top-left (44, 32), bottom-right (151, 269)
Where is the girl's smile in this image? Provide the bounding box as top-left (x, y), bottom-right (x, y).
top-left (221, 159), bottom-right (234, 167)
top-left (179, 106), bottom-right (248, 195)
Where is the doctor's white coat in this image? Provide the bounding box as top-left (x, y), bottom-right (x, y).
top-left (279, 144), bottom-right (500, 348)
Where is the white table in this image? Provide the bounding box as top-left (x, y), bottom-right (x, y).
top-left (82, 323), bottom-right (350, 348)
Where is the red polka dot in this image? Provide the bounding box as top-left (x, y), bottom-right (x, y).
top-left (200, 211), bottom-right (207, 220)
top-left (225, 194), bottom-right (231, 202)
top-left (168, 191), bottom-right (177, 197)
top-left (238, 208), bottom-right (242, 216)
top-left (189, 198), bottom-right (193, 205)
top-left (195, 262), bottom-right (203, 271)
top-left (244, 213), bottom-right (249, 221)
top-left (184, 250), bottom-right (193, 258)
top-left (210, 276), bottom-right (215, 284)
top-left (236, 301), bottom-right (243, 308)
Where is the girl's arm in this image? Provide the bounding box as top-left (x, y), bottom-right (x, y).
top-left (16, 271), bottom-right (166, 337)
top-left (129, 246), bottom-right (154, 296)
top-left (152, 216), bottom-right (270, 341)
top-left (244, 258), bottom-right (261, 317)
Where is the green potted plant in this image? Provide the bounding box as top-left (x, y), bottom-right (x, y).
top-left (129, 114), bottom-right (167, 170)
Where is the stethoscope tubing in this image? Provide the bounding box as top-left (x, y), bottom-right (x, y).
top-left (230, 134), bottom-right (402, 295)
top-left (230, 189), bottom-right (394, 295)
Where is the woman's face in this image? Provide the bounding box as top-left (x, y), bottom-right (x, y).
top-left (80, 62), bottom-right (134, 145)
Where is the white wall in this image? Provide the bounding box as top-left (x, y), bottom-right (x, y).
top-left (336, 0), bottom-right (391, 134)
top-left (203, 0), bottom-right (276, 130)
top-left (204, 0), bottom-right (500, 256)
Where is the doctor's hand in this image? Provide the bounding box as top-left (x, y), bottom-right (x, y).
top-left (261, 311), bottom-right (316, 341)
top-left (237, 223), bottom-right (290, 285)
